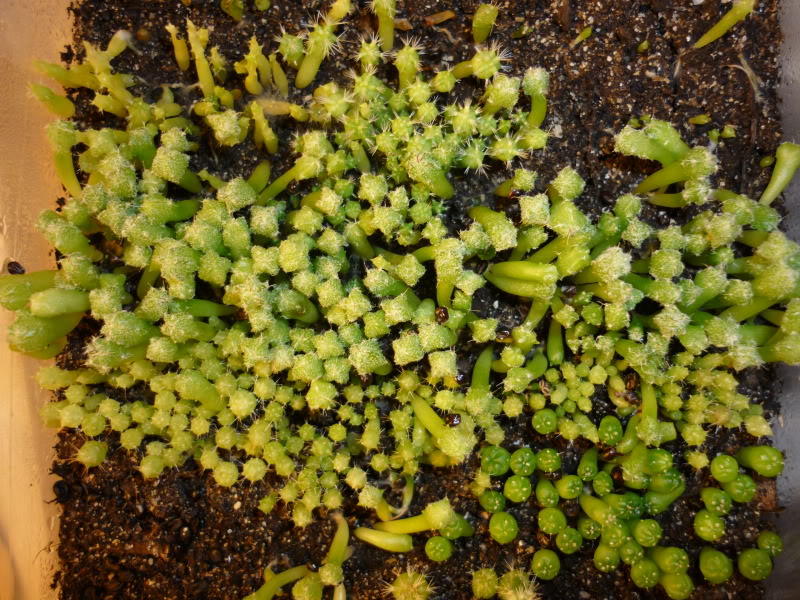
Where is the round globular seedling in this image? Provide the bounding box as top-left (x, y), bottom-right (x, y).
top-left (480, 445), bottom-right (511, 476)
top-left (530, 549), bottom-right (560, 580)
top-left (424, 536), bottom-right (453, 562)
top-left (738, 548), bottom-right (773, 581)
top-left (489, 511), bottom-right (518, 544)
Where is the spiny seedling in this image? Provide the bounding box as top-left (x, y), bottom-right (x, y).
top-left (385, 567), bottom-right (434, 600)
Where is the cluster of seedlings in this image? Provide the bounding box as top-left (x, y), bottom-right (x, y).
top-left (3, 1), bottom-right (800, 598)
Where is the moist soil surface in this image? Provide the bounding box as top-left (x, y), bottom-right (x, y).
top-left (39, 0), bottom-right (786, 599)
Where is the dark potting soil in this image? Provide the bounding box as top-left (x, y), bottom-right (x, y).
top-left (41, 0), bottom-right (787, 599)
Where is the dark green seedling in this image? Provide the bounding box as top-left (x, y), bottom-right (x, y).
top-left (510, 447), bottom-right (536, 476)
top-left (738, 548), bottom-right (773, 581)
top-left (659, 572), bottom-right (694, 600)
top-left (699, 547), bottom-right (733, 584)
top-left (536, 448), bottom-right (561, 473)
top-left (489, 511), bottom-right (518, 544)
top-left (556, 527), bottom-right (583, 554)
top-left (633, 519), bottom-right (662, 548)
top-left (424, 536), bottom-right (453, 562)
top-left (578, 447), bottom-right (599, 481)
top-left (701, 487), bottom-right (732, 516)
top-left (592, 471), bottom-right (614, 496)
top-left (598, 415), bottom-right (624, 445)
top-left (694, 509), bottom-right (725, 542)
top-left (630, 558), bottom-right (660, 589)
top-left (479, 490), bottom-right (506, 513)
top-left (580, 494), bottom-right (617, 527)
top-left (650, 546), bottom-right (689, 574)
top-left (757, 531), bottom-right (783, 557)
top-left (578, 516), bottom-right (602, 540)
top-left (644, 472), bottom-right (686, 515)
top-left (620, 539), bottom-right (645, 565)
top-left (593, 544), bottom-right (620, 573)
top-left (530, 549), bottom-right (560, 580)
top-left (722, 473), bottom-right (757, 503)
top-left (604, 492), bottom-right (644, 521)
top-left (480, 445), bottom-right (511, 476)
top-left (601, 521), bottom-right (631, 549)
top-left (710, 454), bottom-right (739, 483)
top-left (538, 507), bottom-right (567, 534)
top-left (440, 514), bottom-right (474, 540)
top-left (735, 445), bottom-right (785, 477)
top-left (503, 475), bottom-right (532, 503)
top-left (536, 479), bottom-right (559, 507)
top-left (555, 475), bottom-right (583, 499)
top-left (645, 449), bottom-right (673, 474)
top-left (532, 408), bottom-right (558, 434)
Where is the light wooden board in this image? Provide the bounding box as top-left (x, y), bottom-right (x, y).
top-left (0, 2), bottom-right (71, 599)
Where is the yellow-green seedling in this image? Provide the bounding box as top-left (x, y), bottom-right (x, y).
top-left (209, 46), bottom-right (228, 84)
top-left (371, 0), bottom-right (397, 52)
top-left (523, 67), bottom-right (549, 128)
top-left (759, 142), bottom-right (800, 206)
top-left (296, 1), bottom-right (350, 90)
top-left (394, 42), bottom-right (422, 90)
top-left (243, 565), bottom-right (311, 600)
top-left (165, 23), bottom-right (190, 71)
top-left (0, 271), bottom-right (59, 311)
top-left (694, 0), bottom-right (755, 49)
top-left (699, 547), bottom-right (733, 584)
top-left (75, 440), bottom-right (108, 468)
top-left (631, 146), bottom-right (716, 193)
top-left (186, 20), bottom-right (216, 99)
top-left (235, 37), bottom-right (272, 96)
top-left (497, 568), bottom-right (538, 600)
top-left (485, 261), bottom-right (558, 300)
top-left (738, 548), bottom-right (773, 581)
top-left (471, 569), bottom-right (498, 599)
top-left (659, 572), bottom-right (694, 600)
top-left (735, 445), bottom-right (784, 477)
top-left (531, 549), bottom-right (561, 580)
top-left (452, 44), bottom-right (509, 80)
top-left (47, 120), bottom-right (82, 199)
top-left (34, 59), bottom-right (100, 91)
top-left (472, 4), bottom-right (499, 44)
top-left (385, 567), bottom-right (434, 600)
top-left (372, 497), bottom-right (462, 535)
top-left (30, 83), bottom-right (75, 118)
top-left (277, 30), bottom-right (304, 70)
top-left (220, 0), bottom-right (244, 21)
top-left (269, 54), bottom-right (289, 97)
top-left (570, 26), bottom-right (593, 48)
top-left (481, 74), bottom-right (521, 116)
top-left (614, 120), bottom-right (690, 166)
